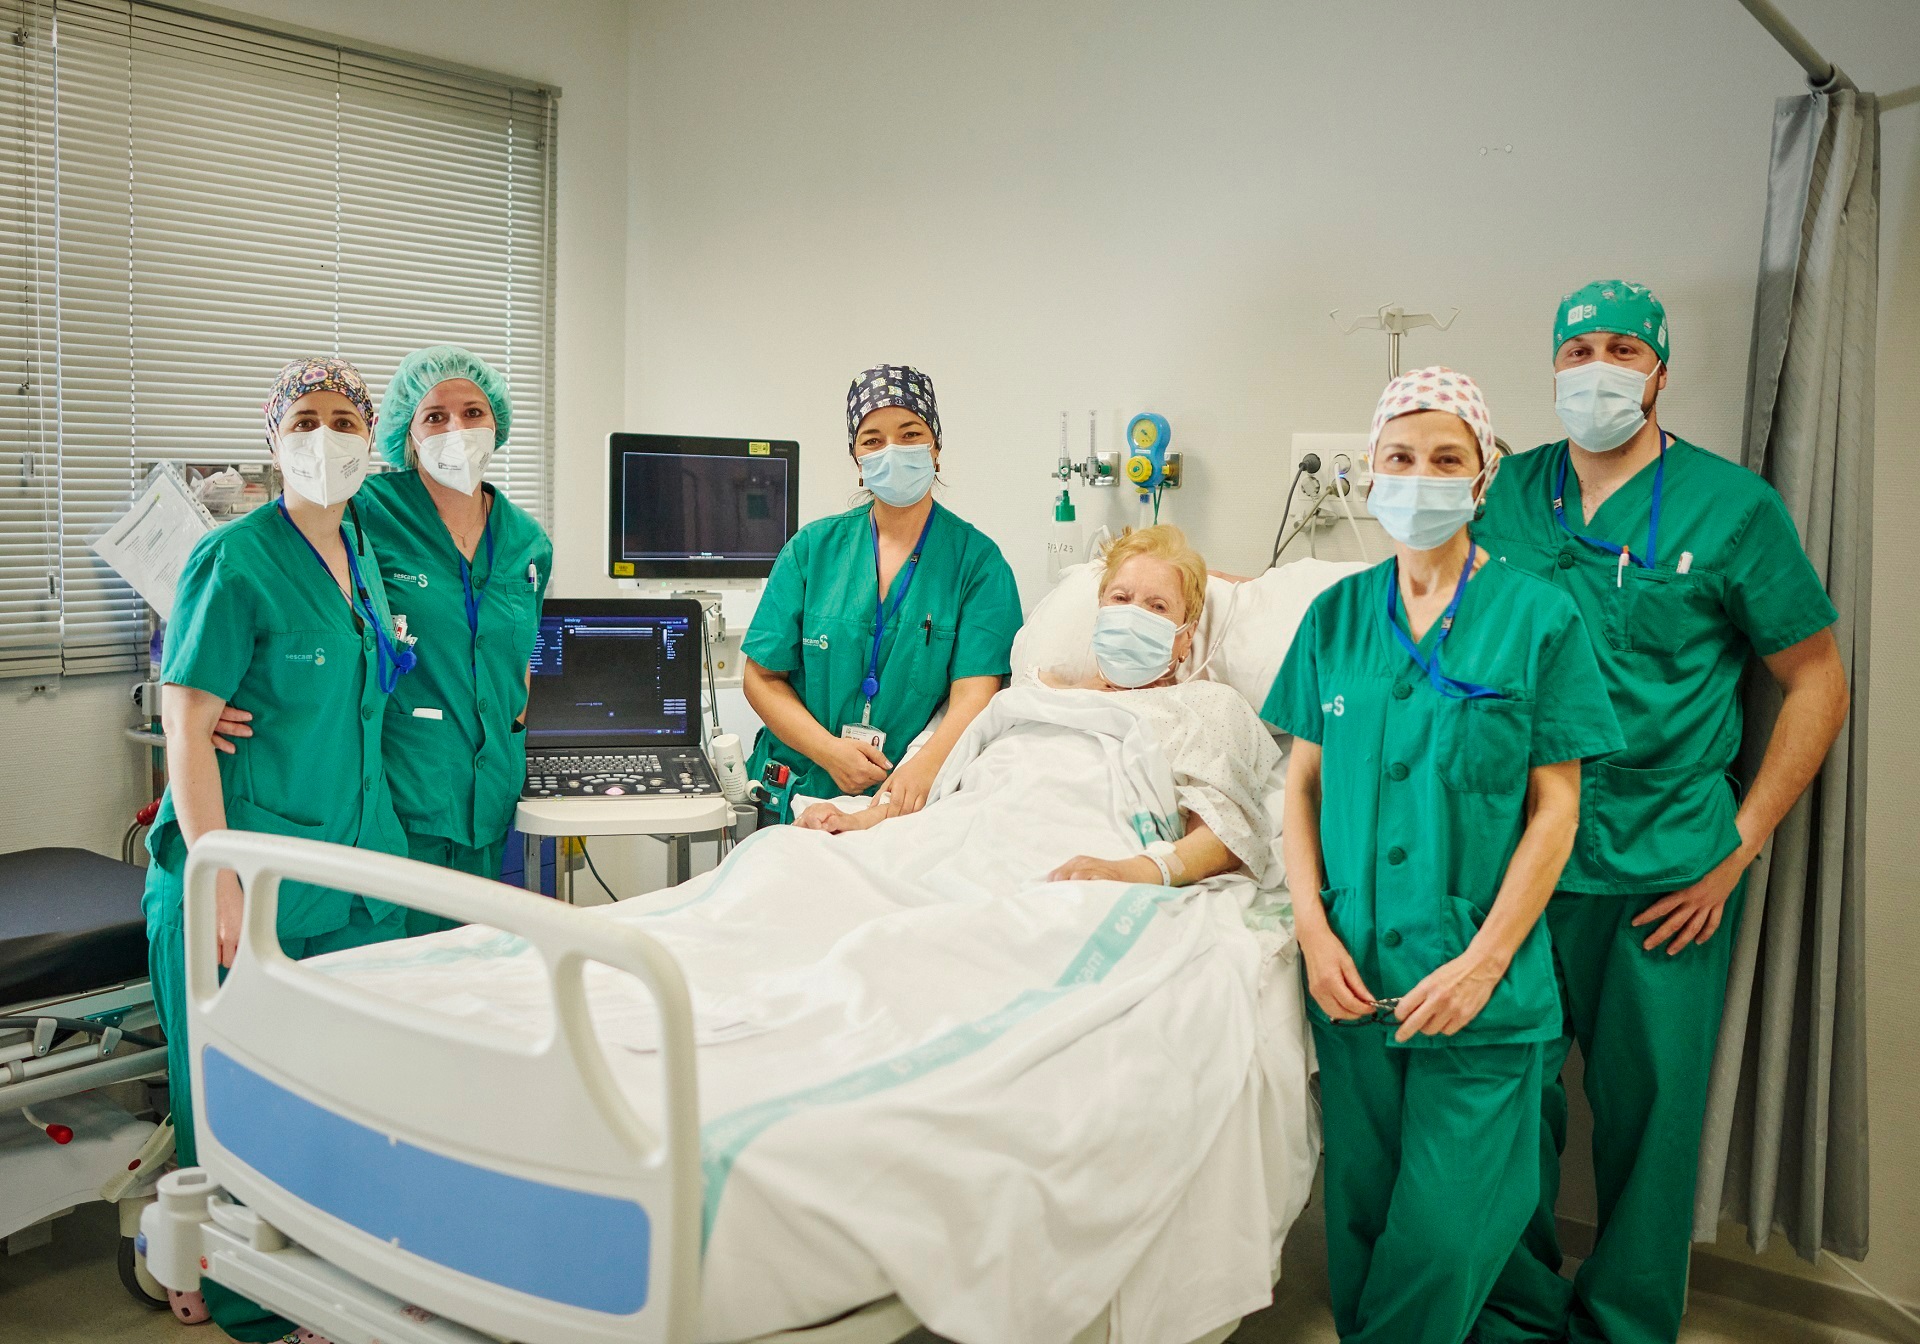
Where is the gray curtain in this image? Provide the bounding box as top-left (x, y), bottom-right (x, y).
top-left (1694, 88), bottom-right (1877, 1260)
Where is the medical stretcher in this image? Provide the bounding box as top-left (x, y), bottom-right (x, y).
top-left (139, 832), bottom-right (1251, 1344)
top-left (0, 845), bottom-right (174, 1305)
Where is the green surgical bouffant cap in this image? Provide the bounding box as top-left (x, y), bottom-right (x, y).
top-left (375, 345), bottom-right (514, 468)
top-left (1552, 279), bottom-right (1670, 365)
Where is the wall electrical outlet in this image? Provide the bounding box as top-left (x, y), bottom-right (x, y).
top-left (1289, 432), bottom-right (1372, 520)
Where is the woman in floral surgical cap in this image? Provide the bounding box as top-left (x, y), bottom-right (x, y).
top-left (144, 356), bottom-right (412, 1344)
top-left (1264, 368), bottom-right (1624, 1344)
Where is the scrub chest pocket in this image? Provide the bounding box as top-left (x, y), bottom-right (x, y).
top-left (1437, 697), bottom-right (1530, 796)
top-left (1603, 569), bottom-right (1718, 656)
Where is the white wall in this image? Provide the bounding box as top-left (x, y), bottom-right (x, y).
top-left (0, 0), bottom-right (633, 858)
top-left (621, 0), bottom-right (1920, 1311)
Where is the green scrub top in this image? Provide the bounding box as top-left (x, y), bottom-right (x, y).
top-left (1477, 437), bottom-right (1838, 895)
top-left (357, 471), bottom-right (552, 851)
top-left (1263, 558), bottom-right (1624, 1046)
top-left (742, 502), bottom-right (1021, 819)
top-left (143, 503), bottom-right (410, 940)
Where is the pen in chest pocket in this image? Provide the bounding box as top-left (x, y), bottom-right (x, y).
top-left (922, 616), bottom-right (932, 645)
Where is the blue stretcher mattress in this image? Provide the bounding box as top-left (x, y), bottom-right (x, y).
top-left (0, 848), bottom-right (149, 1006)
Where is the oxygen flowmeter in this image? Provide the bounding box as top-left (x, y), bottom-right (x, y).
top-left (1124, 412), bottom-right (1182, 518)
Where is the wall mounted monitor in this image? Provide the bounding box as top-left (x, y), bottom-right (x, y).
top-left (607, 433), bottom-right (799, 581)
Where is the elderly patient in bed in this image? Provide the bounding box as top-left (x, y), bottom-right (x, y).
top-left (796, 524), bottom-right (1280, 890)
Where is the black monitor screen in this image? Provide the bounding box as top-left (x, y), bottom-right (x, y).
top-left (525, 612), bottom-right (695, 746)
top-left (608, 435), bottom-right (799, 579)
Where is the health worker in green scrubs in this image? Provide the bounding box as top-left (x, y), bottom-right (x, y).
top-left (1266, 367), bottom-right (1623, 1344)
top-left (1474, 281), bottom-right (1850, 1344)
top-left (742, 364), bottom-right (1021, 823)
top-left (361, 346), bottom-right (550, 901)
top-left (145, 356), bottom-right (413, 1343)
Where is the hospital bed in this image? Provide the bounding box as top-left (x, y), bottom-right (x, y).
top-left (140, 827), bottom-right (1296, 1344)
top-left (1, 846), bottom-right (174, 1304)
top-left (140, 559), bottom-right (1364, 1344)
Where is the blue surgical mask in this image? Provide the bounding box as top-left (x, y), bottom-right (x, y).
top-left (1092, 602), bottom-right (1185, 689)
top-left (859, 443), bottom-right (936, 507)
top-left (1369, 473), bottom-right (1481, 551)
top-left (1555, 361), bottom-right (1651, 453)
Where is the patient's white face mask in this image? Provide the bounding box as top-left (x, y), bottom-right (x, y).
top-left (1092, 603), bottom-right (1186, 689)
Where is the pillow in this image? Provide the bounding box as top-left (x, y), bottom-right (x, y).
top-left (1202, 558), bottom-right (1367, 707)
top-left (1013, 556), bottom-right (1365, 710)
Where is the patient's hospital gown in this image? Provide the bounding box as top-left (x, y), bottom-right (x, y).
top-left (1104, 679), bottom-right (1281, 886)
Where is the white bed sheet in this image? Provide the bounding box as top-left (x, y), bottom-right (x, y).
top-left (315, 688), bottom-right (1317, 1344)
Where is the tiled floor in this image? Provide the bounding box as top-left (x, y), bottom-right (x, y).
top-left (1, 1196), bottom-right (1880, 1344)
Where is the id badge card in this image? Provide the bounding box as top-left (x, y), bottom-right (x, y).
top-left (840, 721), bottom-right (887, 752)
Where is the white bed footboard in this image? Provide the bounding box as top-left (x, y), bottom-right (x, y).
top-left (179, 831), bottom-right (701, 1344)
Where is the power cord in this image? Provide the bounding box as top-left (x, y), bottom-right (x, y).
top-left (1268, 492), bottom-right (1329, 570)
top-left (578, 839), bottom-right (620, 902)
top-left (1267, 455), bottom-right (1317, 569)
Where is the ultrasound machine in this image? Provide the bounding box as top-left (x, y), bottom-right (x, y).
top-left (522, 600), bottom-right (722, 799)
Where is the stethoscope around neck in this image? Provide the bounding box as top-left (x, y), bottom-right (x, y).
top-left (276, 496), bottom-right (418, 694)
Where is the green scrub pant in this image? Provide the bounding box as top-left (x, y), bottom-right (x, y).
top-left (1477, 880), bottom-right (1748, 1344)
top-left (400, 831), bottom-right (503, 936)
top-left (1312, 1021), bottom-right (1543, 1344)
top-left (150, 903), bottom-right (408, 1343)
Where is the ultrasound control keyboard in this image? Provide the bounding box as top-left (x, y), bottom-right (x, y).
top-left (523, 750), bottom-right (721, 799)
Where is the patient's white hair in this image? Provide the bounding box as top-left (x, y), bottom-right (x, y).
top-left (1097, 526), bottom-right (1208, 625)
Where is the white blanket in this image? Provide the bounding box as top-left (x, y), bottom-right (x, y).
top-left (317, 688), bottom-right (1317, 1344)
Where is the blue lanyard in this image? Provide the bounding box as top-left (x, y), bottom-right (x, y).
top-left (862, 506), bottom-right (937, 705)
top-left (1552, 429), bottom-right (1669, 570)
top-left (1383, 540), bottom-right (1503, 702)
top-left (457, 505), bottom-right (497, 639)
top-left (276, 499), bottom-right (416, 695)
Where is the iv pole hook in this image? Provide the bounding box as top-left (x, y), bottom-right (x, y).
top-left (1330, 305), bottom-right (1461, 379)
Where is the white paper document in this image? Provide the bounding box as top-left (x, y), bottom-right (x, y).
top-left (91, 465), bottom-right (216, 622)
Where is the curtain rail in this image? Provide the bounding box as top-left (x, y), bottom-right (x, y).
top-left (1732, 0), bottom-right (1855, 92)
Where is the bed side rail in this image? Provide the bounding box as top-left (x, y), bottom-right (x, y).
top-left (180, 830), bottom-right (699, 1344)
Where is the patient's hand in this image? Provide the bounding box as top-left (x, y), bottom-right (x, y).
top-left (1045, 855), bottom-right (1160, 884)
top-left (796, 801), bottom-right (896, 834)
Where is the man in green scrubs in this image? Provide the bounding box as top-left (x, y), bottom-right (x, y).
top-left (360, 346), bottom-right (552, 898)
top-left (742, 365), bottom-right (1022, 821)
top-left (1267, 367), bottom-right (1624, 1344)
top-left (1475, 282), bottom-right (1851, 1344)
top-left (146, 357), bottom-right (411, 1342)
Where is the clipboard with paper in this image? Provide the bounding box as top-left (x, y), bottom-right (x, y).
top-left (90, 463), bottom-right (218, 622)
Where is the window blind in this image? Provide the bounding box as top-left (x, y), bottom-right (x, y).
top-left (17, 0), bottom-right (555, 673)
top-left (0, 1), bottom-right (59, 675)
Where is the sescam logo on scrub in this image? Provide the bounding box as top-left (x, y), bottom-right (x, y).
top-left (390, 570), bottom-right (430, 589)
top-left (1321, 694), bottom-right (1345, 718)
top-left (285, 646), bottom-right (327, 667)
top-left (802, 633), bottom-right (830, 651)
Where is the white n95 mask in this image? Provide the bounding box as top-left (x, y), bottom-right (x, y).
top-left (415, 427), bottom-right (495, 493)
top-left (1369, 473), bottom-right (1480, 551)
top-left (1092, 602), bottom-right (1184, 689)
top-left (278, 427), bottom-right (369, 506)
top-left (1555, 361), bottom-right (1652, 453)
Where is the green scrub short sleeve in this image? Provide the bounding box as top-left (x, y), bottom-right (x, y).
top-left (160, 538), bottom-right (257, 702)
top-left (1723, 490), bottom-right (1838, 657)
top-left (742, 535), bottom-right (808, 673)
top-left (1262, 603), bottom-right (1324, 743)
top-left (949, 548), bottom-right (1020, 681)
top-left (1529, 618), bottom-right (1625, 766)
